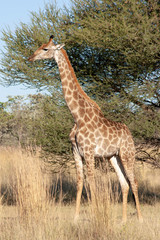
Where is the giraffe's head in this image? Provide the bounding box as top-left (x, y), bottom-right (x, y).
top-left (28, 35), bottom-right (65, 62)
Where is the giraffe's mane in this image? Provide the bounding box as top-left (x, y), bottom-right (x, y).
top-left (61, 48), bottom-right (101, 111)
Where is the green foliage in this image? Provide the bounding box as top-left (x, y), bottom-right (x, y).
top-left (62, 0), bottom-right (160, 105)
top-left (28, 94), bottom-right (73, 154)
top-left (0, 102), bottom-right (13, 143)
top-left (0, 95), bottom-right (73, 155)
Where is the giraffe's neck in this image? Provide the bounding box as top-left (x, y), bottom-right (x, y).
top-left (56, 49), bottom-right (101, 123)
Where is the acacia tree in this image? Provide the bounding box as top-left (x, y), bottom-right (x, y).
top-left (61, 0), bottom-right (160, 139)
top-left (0, 0), bottom-right (160, 141)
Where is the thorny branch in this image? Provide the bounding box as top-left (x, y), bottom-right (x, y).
top-left (136, 142), bottom-right (160, 168)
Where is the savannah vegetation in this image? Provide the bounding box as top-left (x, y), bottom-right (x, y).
top-left (0, 147), bottom-right (160, 240)
top-left (0, 0), bottom-right (160, 239)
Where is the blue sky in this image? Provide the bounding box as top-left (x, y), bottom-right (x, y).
top-left (0, 0), bottom-right (71, 102)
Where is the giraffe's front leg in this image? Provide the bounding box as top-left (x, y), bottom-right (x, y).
top-left (73, 147), bottom-right (83, 222)
top-left (70, 125), bottom-right (84, 221)
top-left (84, 153), bottom-right (96, 207)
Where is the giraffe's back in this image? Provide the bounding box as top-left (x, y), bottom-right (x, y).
top-left (76, 108), bottom-right (134, 158)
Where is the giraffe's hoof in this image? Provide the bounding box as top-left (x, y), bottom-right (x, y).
top-left (138, 216), bottom-right (143, 223)
top-left (74, 214), bottom-right (79, 224)
top-left (122, 218), bottom-right (127, 224)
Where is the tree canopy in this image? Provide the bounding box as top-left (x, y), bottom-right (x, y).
top-left (0, 0), bottom-right (160, 141)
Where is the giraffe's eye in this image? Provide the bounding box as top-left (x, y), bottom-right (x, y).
top-left (43, 48), bottom-right (48, 51)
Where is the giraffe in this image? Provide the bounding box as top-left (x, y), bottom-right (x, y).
top-left (28, 35), bottom-right (143, 223)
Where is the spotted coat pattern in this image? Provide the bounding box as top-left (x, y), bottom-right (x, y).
top-left (28, 36), bottom-right (143, 223)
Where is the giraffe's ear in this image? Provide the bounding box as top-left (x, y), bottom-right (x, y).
top-left (51, 43), bottom-right (65, 50)
top-left (57, 44), bottom-right (65, 50)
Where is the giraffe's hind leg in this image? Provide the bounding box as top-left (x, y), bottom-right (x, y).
top-left (119, 152), bottom-right (143, 222)
top-left (110, 156), bottom-right (129, 223)
top-left (123, 167), bottom-right (143, 222)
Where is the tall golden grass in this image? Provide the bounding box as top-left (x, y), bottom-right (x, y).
top-left (0, 146), bottom-right (160, 240)
top-left (0, 147), bottom-right (50, 219)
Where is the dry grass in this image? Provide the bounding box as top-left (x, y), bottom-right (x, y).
top-left (0, 147), bottom-right (50, 218)
top-left (0, 147), bottom-right (160, 240)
